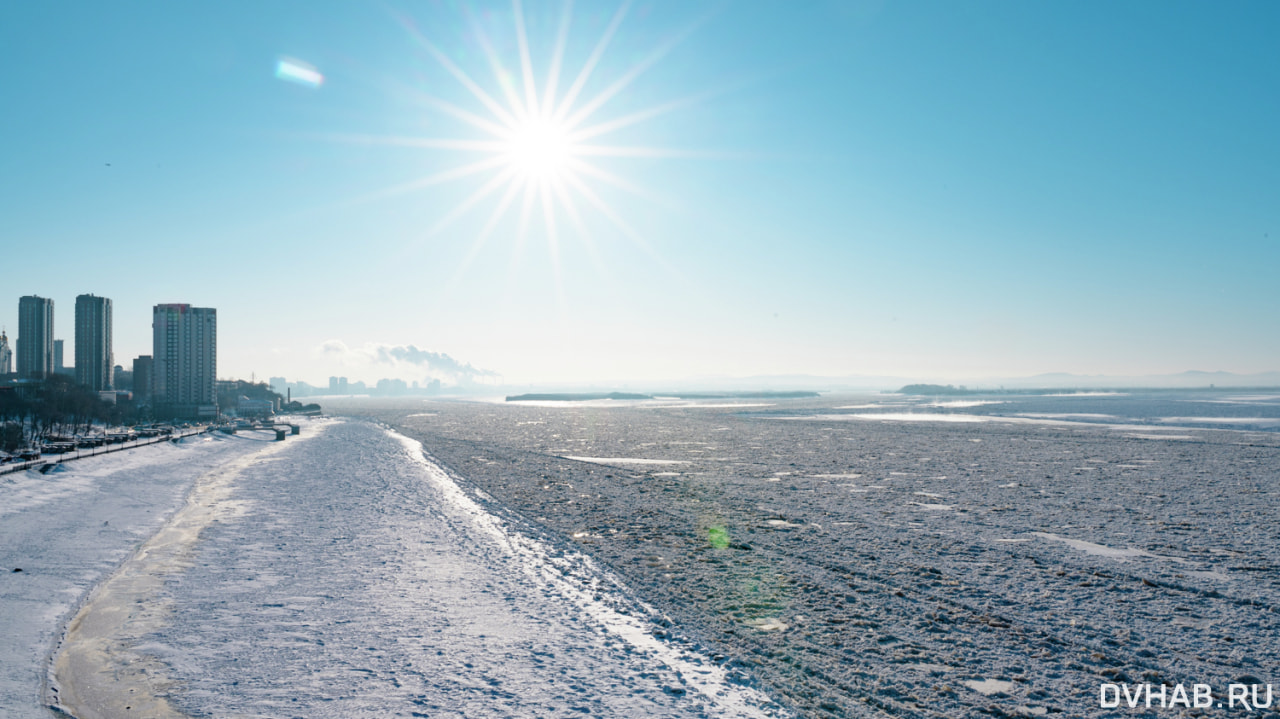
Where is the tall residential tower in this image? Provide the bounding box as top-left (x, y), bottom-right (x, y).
top-left (75, 294), bottom-right (114, 391)
top-left (0, 331), bottom-right (11, 375)
top-left (132, 355), bottom-right (153, 404)
top-left (152, 304), bottom-right (217, 419)
top-left (16, 296), bottom-right (54, 379)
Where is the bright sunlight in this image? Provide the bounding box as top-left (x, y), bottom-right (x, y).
top-left (505, 117), bottom-right (573, 181)
top-left (332, 0), bottom-right (705, 293)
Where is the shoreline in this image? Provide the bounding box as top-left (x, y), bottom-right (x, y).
top-left (47, 434), bottom-right (293, 719)
top-left (0, 427), bottom-right (216, 478)
top-left (0, 428), bottom-right (289, 718)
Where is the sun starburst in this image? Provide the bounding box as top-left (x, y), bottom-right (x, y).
top-left (365, 0), bottom-right (708, 289)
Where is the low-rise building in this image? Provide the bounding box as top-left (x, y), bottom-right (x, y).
top-left (237, 396), bottom-right (275, 417)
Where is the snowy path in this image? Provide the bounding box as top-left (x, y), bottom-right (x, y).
top-left (0, 430), bottom-right (278, 718)
top-left (55, 419), bottom-right (786, 718)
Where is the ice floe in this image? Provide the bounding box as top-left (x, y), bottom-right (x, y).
top-left (564, 456), bottom-right (690, 465)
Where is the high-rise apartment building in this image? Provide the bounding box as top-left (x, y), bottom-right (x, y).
top-left (133, 355), bottom-right (154, 404)
top-left (0, 330), bottom-right (12, 375)
top-left (16, 296), bottom-right (54, 379)
top-left (52, 340), bottom-right (74, 376)
top-left (52, 339), bottom-right (74, 376)
top-left (75, 294), bottom-right (114, 391)
top-left (152, 304), bottom-right (217, 418)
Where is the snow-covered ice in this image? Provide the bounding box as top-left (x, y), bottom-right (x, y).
top-left (564, 456), bottom-right (691, 465)
top-left (47, 419), bottom-right (786, 718)
top-left (332, 392), bottom-right (1280, 718)
top-left (9, 388), bottom-right (1280, 719)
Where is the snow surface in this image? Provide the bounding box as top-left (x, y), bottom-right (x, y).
top-left (330, 392), bottom-right (1280, 718)
top-left (0, 430), bottom-right (278, 718)
top-left (11, 389), bottom-right (1279, 718)
top-left (565, 456), bottom-right (691, 465)
top-left (49, 419), bottom-right (786, 718)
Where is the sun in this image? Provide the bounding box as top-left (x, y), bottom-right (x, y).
top-left (505, 116), bottom-right (573, 182)
top-left (336, 0), bottom-right (711, 291)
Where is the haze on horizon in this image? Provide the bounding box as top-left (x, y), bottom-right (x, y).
top-left (2, 1), bottom-right (1277, 389)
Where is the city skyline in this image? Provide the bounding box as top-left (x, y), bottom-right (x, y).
top-left (2, 295), bottom-right (223, 419)
top-left (3, 283), bottom-right (1279, 393)
top-left (1, 2), bottom-right (1277, 386)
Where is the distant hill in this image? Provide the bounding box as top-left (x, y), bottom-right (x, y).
top-left (993, 371), bottom-right (1280, 389)
top-left (900, 378), bottom-right (1280, 395)
top-left (899, 384), bottom-right (1125, 396)
top-left (494, 371), bottom-right (1280, 399)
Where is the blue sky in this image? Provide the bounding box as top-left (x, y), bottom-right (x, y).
top-left (2, 1), bottom-right (1277, 386)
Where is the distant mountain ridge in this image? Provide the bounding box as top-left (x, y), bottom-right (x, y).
top-left (645, 370), bottom-right (1280, 392)
top-left (482, 371), bottom-right (1280, 397)
top-left (1002, 370), bottom-right (1280, 389)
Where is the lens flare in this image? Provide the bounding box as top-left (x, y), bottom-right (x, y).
top-left (275, 57), bottom-right (324, 88)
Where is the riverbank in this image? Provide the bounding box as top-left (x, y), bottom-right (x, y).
top-left (50, 436), bottom-right (294, 718)
top-left (0, 426), bottom-right (215, 477)
top-left (0, 429), bottom-right (284, 718)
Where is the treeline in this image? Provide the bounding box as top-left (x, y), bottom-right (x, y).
top-left (0, 376), bottom-right (120, 451)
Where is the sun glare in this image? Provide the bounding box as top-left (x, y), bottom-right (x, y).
top-left (346, 0), bottom-right (709, 294)
top-left (506, 117), bottom-right (573, 181)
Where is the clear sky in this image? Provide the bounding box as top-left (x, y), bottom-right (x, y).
top-left (2, 1), bottom-right (1277, 387)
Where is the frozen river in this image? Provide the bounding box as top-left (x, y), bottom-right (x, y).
top-left (9, 390), bottom-right (1278, 719)
top-left (34, 419), bottom-right (785, 718)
